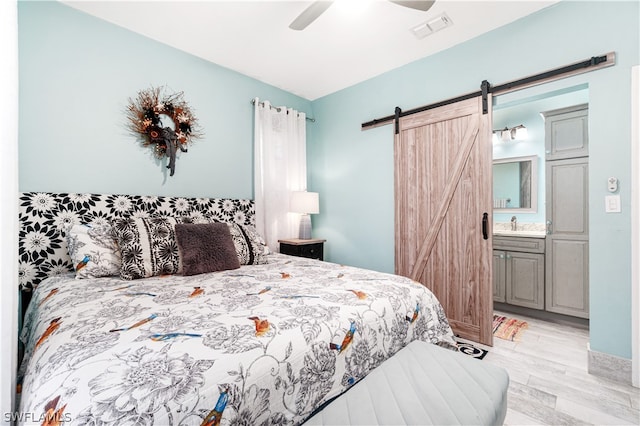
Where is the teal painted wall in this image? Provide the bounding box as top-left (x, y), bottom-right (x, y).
top-left (18, 1), bottom-right (312, 200)
top-left (309, 1), bottom-right (639, 360)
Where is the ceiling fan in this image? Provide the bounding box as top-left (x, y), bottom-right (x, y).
top-left (289, 0), bottom-right (436, 31)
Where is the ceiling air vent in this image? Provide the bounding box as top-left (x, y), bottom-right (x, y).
top-left (411, 13), bottom-right (452, 39)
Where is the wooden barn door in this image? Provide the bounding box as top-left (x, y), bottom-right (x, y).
top-left (394, 96), bottom-right (493, 345)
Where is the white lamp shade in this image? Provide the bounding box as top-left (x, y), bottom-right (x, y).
top-left (514, 125), bottom-right (528, 140)
top-left (290, 191), bottom-right (319, 214)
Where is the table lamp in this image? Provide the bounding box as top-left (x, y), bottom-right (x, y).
top-left (290, 191), bottom-right (319, 239)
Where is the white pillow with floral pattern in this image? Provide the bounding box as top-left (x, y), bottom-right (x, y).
top-left (67, 223), bottom-right (121, 279)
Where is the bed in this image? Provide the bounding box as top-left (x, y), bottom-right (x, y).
top-left (17, 192), bottom-right (457, 426)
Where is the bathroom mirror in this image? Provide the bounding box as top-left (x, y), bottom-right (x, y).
top-left (493, 155), bottom-right (538, 213)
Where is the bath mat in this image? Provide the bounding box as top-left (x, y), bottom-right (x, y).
top-left (493, 314), bottom-right (528, 341)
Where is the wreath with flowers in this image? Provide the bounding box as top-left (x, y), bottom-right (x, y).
top-left (126, 86), bottom-right (203, 176)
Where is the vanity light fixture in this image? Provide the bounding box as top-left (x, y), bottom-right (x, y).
top-left (511, 124), bottom-right (528, 140)
top-left (493, 124), bottom-right (527, 142)
top-left (500, 127), bottom-right (511, 142)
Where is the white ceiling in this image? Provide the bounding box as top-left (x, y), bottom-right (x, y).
top-left (62, 0), bottom-right (559, 100)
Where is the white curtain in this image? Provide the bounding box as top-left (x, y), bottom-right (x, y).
top-left (254, 98), bottom-right (307, 252)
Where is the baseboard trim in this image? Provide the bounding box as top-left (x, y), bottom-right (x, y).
top-left (588, 346), bottom-right (633, 385)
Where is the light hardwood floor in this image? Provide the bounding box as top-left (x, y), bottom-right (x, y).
top-left (479, 310), bottom-right (640, 425)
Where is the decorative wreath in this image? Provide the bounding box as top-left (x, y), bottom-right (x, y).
top-left (126, 86), bottom-right (203, 176)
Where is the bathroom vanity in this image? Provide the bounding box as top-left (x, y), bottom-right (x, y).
top-left (493, 232), bottom-right (546, 310)
top-left (492, 227), bottom-right (588, 323)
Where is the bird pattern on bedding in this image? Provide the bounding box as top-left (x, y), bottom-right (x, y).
top-left (18, 254), bottom-right (456, 426)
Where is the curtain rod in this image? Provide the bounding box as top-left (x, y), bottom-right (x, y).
top-left (361, 52), bottom-right (615, 131)
top-left (251, 99), bottom-right (316, 123)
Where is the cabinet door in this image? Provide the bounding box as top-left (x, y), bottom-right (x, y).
top-left (546, 157), bottom-right (589, 318)
top-left (506, 251), bottom-right (545, 310)
top-left (493, 250), bottom-right (506, 303)
top-left (543, 104), bottom-right (588, 160)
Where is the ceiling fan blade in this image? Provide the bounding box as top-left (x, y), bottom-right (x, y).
top-left (289, 1), bottom-right (334, 31)
top-left (388, 0), bottom-right (436, 12)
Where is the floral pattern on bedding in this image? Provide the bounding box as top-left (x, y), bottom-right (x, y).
top-left (19, 254), bottom-right (456, 426)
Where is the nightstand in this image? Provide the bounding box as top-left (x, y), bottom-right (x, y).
top-left (278, 238), bottom-right (326, 261)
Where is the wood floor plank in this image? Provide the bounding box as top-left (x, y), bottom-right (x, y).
top-left (555, 397), bottom-right (639, 425)
top-left (563, 366), bottom-right (640, 404)
top-left (505, 392), bottom-right (587, 425)
top-left (503, 407), bottom-right (545, 426)
top-left (528, 366), bottom-right (636, 407)
top-left (527, 374), bottom-right (640, 423)
top-left (507, 380), bottom-right (556, 408)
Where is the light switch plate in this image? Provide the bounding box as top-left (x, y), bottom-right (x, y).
top-left (605, 195), bottom-right (621, 213)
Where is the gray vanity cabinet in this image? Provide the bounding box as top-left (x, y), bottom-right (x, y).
top-left (493, 236), bottom-right (545, 310)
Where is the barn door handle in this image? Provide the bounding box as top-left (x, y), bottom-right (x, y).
top-left (482, 213), bottom-right (489, 240)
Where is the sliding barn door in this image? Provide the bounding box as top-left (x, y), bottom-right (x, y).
top-left (394, 96), bottom-right (493, 345)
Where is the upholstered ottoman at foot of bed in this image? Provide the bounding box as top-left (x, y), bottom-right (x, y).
top-left (304, 340), bottom-right (509, 426)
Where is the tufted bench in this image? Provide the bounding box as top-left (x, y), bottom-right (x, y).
top-left (305, 340), bottom-right (509, 425)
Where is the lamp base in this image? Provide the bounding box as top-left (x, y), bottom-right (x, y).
top-left (298, 214), bottom-right (312, 239)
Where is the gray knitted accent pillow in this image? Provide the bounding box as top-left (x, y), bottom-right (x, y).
top-left (175, 223), bottom-right (240, 276)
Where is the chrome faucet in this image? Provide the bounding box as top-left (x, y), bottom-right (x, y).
top-left (510, 216), bottom-right (517, 231)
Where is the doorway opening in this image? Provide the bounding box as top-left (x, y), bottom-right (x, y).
top-left (492, 84), bottom-right (590, 332)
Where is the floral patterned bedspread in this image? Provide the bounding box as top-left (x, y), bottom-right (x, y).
top-left (18, 253), bottom-right (456, 426)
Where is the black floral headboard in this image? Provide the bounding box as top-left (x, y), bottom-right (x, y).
top-left (18, 192), bottom-right (255, 291)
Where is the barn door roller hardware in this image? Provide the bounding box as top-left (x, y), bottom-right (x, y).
top-left (363, 52), bottom-right (615, 134)
top-left (481, 80), bottom-right (490, 115)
